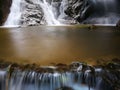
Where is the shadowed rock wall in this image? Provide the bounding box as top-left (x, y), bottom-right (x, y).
top-left (65, 0), bottom-right (93, 23)
top-left (0, 0), bottom-right (12, 25)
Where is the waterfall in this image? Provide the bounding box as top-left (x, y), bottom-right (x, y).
top-left (4, 0), bottom-right (120, 26)
top-left (4, 0), bottom-right (22, 27)
top-left (0, 64), bottom-right (118, 90)
top-left (4, 0), bottom-right (66, 26)
top-left (58, 0), bottom-right (69, 20)
top-left (38, 0), bottom-right (61, 25)
top-left (0, 70), bottom-right (94, 90)
top-left (0, 71), bottom-right (7, 90)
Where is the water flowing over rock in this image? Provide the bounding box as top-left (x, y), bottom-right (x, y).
top-left (4, 0), bottom-right (46, 26)
top-left (0, 71), bottom-right (7, 90)
top-left (2, 0), bottom-right (120, 26)
top-left (3, 0), bottom-right (87, 26)
top-left (64, 0), bottom-right (92, 23)
top-left (0, 60), bottom-right (120, 90)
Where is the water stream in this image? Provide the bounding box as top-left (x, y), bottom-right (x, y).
top-left (0, 70), bottom-right (7, 90)
top-left (38, 0), bottom-right (61, 25)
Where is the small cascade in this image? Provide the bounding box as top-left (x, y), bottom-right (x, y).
top-left (0, 70), bottom-right (7, 90)
top-left (58, 0), bottom-right (69, 21)
top-left (4, 0), bottom-right (74, 26)
top-left (0, 61), bottom-right (119, 90)
top-left (7, 70), bottom-right (91, 90)
top-left (4, 0), bottom-right (22, 27)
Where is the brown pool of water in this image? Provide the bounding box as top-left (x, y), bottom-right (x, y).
top-left (0, 26), bottom-right (120, 65)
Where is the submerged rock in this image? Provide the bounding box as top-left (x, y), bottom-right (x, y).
top-left (56, 86), bottom-right (74, 90)
top-left (116, 20), bottom-right (120, 27)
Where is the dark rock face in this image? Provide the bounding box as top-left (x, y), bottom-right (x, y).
top-left (0, 0), bottom-right (12, 25)
top-left (116, 20), bottom-right (120, 27)
top-left (56, 86), bottom-right (74, 90)
top-left (64, 0), bottom-right (93, 23)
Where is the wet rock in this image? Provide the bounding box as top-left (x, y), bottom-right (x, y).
top-left (106, 62), bottom-right (120, 70)
top-left (11, 63), bottom-right (19, 68)
top-left (112, 58), bottom-right (120, 64)
top-left (20, 0), bottom-right (46, 26)
top-left (34, 67), bottom-right (45, 73)
top-left (56, 66), bottom-right (69, 72)
top-left (116, 20), bottom-right (120, 27)
top-left (0, 59), bottom-right (11, 68)
top-left (100, 69), bottom-right (120, 90)
top-left (88, 25), bottom-right (97, 30)
top-left (55, 63), bottom-right (69, 72)
top-left (56, 86), bottom-right (74, 90)
top-left (65, 0), bottom-right (93, 23)
top-left (43, 67), bottom-right (55, 73)
top-left (69, 62), bottom-right (87, 71)
top-left (56, 63), bottom-right (67, 67)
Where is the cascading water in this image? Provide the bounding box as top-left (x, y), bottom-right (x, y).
top-left (38, 0), bottom-right (61, 25)
top-left (4, 0), bottom-right (68, 26)
top-left (58, 0), bottom-right (69, 21)
top-left (0, 70), bottom-right (7, 90)
top-left (84, 0), bottom-right (120, 25)
top-left (3, 0), bottom-right (120, 26)
top-left (4, 0), bottom-right (77, 26)
top-left (0, 62), bottom-right (119, 90)
top-left (4, 0), bottom-right (22, 27)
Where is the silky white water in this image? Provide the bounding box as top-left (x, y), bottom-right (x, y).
top-left (4, 0), bottom-right (22, 27)
top-left (4, 0), bottom-right (119, 26)
top-left (58, 0), bottom-right (68, 20)
top-left (39, 0), bottom-right (61, 25)
top-left (4, 0), bottom-right (65, 26)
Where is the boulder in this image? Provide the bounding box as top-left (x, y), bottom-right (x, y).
top-left (64, 0), bottom-right (93, 23)
top-left (116, 20), bottom-right (120, 27)
top-left (56, 86), bottom-right (74, 90)
top-left (20, 0), bottom-right (46, 26)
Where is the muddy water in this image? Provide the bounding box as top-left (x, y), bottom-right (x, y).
top-left (0, 26), bottom-right (120, 65)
